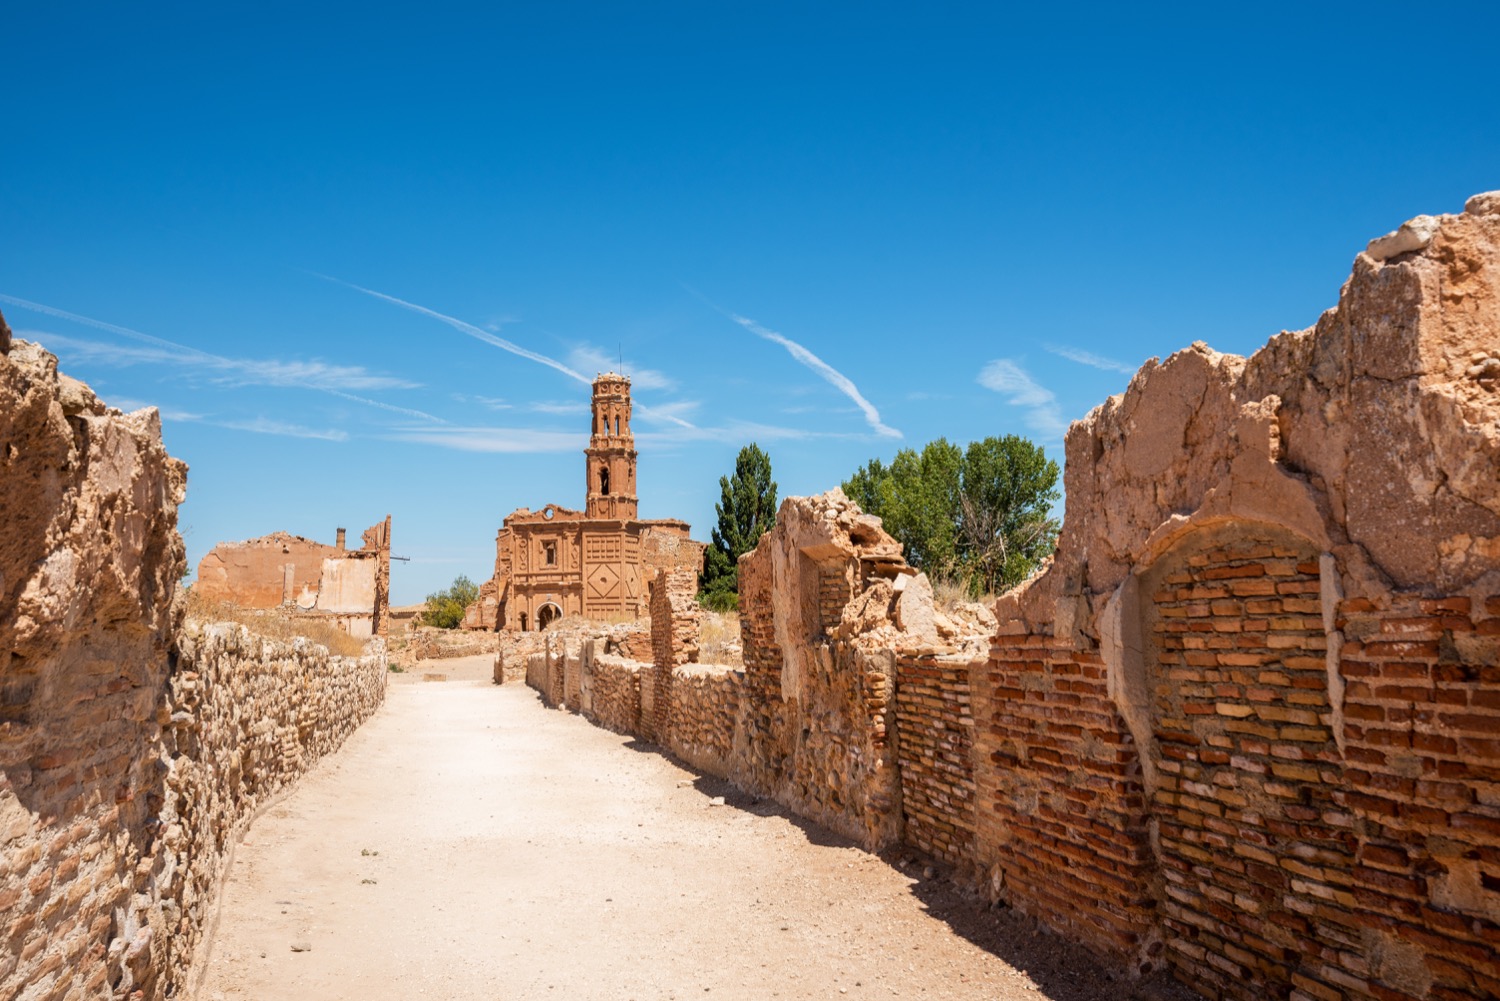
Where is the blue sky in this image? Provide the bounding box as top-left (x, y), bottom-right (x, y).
top-left (4, 3), bottom-right (1497, 604)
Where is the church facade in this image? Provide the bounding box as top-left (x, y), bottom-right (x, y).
top-left (462, 373), bottom-right (705, 631)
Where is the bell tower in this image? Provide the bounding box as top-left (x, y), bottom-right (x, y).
top-left (585, 373), bottom-right (638, 520)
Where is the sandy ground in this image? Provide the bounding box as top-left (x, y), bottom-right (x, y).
top-left (198, 655), bottom-right (1194, 1001)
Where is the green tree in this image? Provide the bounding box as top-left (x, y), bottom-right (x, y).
top-left (700, 443), bottom-right (778, 611)
top-left (845, 438), bottom-right (963, 572)
top-left (843, 435), bottom-right (1059, 596)
top-left (419, 575), bottom-right (480, 629)
top-left (954, 435), bottom-right (1061, 594)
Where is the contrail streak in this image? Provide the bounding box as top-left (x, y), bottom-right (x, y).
top-left (0, 293), bottom-right (444, 422)
top-left (318, 275), bottom-right (589, 385)
top-left (728, 312), bottom-right (902, 439)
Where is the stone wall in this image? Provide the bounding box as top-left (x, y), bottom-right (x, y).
top-left (665, 664), bottom-right (741, 777)
top-left (0, 329), bottom-right (387, 1001)
top-left (148, 623), bottom-right (386, 997)
top-left (588, 655), bottom-right (644, 736)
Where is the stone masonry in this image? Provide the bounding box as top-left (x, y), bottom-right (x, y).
top-left (0, 324), bottom-right (387, 1001)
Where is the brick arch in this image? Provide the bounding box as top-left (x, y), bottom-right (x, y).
top-left (1136, 522), bottom-right (1354, 1001)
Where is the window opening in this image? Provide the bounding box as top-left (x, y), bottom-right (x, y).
top-left (600, 466), bottom-right (611, 495)
top-left (544, 541), bottom-right (557, 566)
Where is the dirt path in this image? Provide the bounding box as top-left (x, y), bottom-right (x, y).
top-left (199, 656), bottom-right (1186, 1001)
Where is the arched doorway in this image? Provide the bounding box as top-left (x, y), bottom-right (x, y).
top-left (1138, 522), bottom-right (1348, 998)
top-left (537, 602), bottom-right (562, 630)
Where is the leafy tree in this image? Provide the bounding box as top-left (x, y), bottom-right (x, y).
top-left (843, 435), bottom-right (1059, 596)
top-left (700, 443), bottom-right (778, 611)
top-left (954, 436), bottom-right (1061, 594)
top-left (420, 575), bottom-right (480, 629)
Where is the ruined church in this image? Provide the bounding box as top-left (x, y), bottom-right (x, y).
top-left (463, 372), bottom-right (704, 631)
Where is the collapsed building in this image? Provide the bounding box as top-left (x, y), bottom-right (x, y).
top-left (193, 517), bottom-right (393, 637)
top-left (463, 372), bottom-right (705, 631)
top-left (527, 193), bottom-right (1500, 1001)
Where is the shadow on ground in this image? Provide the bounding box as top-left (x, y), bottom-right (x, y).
top-left (609, 729), bottom-right (1201, 1001)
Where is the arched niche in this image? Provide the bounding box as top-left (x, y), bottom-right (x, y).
top-left (1123, 521), bottom-right (1351, 999)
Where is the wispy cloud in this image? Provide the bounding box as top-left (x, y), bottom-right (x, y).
top-left (568, 344), bottom-right (675, 391)
top-left (635, 399), bottom-right (701, 424)
top-left (531, 400), bottom-right (590, 416)
top-left (319, 276), bottom-right (589, 385)
top-left (3, 295), bottom-right (442, 427)
top-left (637, 419), bottom-right (868, 446)
top-left (20, 329), bottom-right (418, 391)
top-left (384, 426), bottom-right (588, 453)
top-left (726, 312), bottom-right (901, 439)
top-left (1045, 344), bottom-right (1137, 375)
top-left (977, 359), bottom-right (1069, 438)
top-left (27, 330), bottom-right (445, 423)
top-left (219, 417), bottom-right (349, 441)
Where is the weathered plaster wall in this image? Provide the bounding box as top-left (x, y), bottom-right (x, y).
top-left (0, 329), bottom-right (387, 1000)
top-left (193, 516), bottom-right (392, 638)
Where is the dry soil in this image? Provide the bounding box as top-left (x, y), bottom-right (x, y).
top-left (198, 655), bottom-right (1193, 1001)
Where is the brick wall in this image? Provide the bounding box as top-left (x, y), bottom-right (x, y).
top-left (1143, 535), bottom-right (1354, 999)
top-left (1338, 593), bottom-right (1500, 1001)
top-left (978, 631), bottom-right (1157, 966)
top-left (895, 651), bottom-right (979, 866)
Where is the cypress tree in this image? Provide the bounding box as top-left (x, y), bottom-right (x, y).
top-left (699, 443), bottom-right (777, 610)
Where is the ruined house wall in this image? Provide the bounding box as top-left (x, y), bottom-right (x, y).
top-left (0, 330), bottom-right (387, 1001)
top-left (194, 533), bottom-right (339, 608)
top-left (728, 494), bottom-right (921, 850)
top-left (194, 517), bottom-right (391, 638)
top-left (977, 194), bottom-right (1500, 998)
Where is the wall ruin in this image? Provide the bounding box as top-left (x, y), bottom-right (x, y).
top-left (194, 517), bottom-right (393, 638)
top-left (0, 326), bottom-right (387, 1000)
top-left (529, 193), bottom-right (1500, 1001)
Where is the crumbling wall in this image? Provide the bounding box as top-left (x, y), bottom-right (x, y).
top-left (520, 194), bottom-right (1500, 1000)
top-left (0, 328), bottom-right (187, 1000)
top-left (0, 329), bottom-right (387, 1001)
top-left (731, 492), bottom-right (955, 851)
top-left (979, 193), bottom-right (1500, 998)
top-left (193, 516), bottom-right (391, 638)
